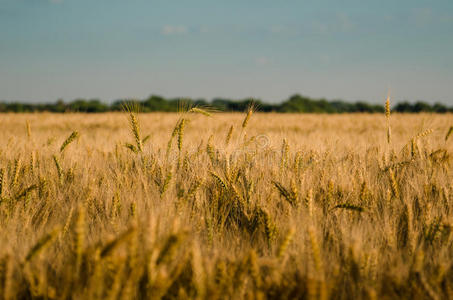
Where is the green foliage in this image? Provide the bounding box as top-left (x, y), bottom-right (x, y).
top-left (2, 94), bottom-right (451, 113)
top-left (394, 101), bottom-right (451, 113)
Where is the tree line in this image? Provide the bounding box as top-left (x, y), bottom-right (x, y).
top-left (0, 94), bottom-right (451, 113)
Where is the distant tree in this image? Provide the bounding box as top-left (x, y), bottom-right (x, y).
top-left (394, 102), bottom-right (413, 113)
top-left (371, 104), bottom-right (385, 113)
top-left (330, 100), bottom-right (354, 113)
top-left (354, 102), bottom-right (374, 113)
top-left (193, 99), bottom-right (208, 107)
top-left (413, 101), bottom-right (432, 113)
top-left (53, 99), bottom-right (66, 113)
top-left (0, 95), bottom-right (450, 113)
top-left (143, 95), bottom-right (171, 111)
top-left (432, 102), bottom-right (447, 113)
top-left (211, 99), bottom-right (230, 111)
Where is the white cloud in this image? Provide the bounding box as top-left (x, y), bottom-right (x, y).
top-left (161, 25), bottom-right (188, 35)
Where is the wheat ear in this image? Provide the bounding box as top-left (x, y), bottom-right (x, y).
top-left (385, 94), bottom-right (391, 144)
top-left (60, 131), bottom-right (79, 153)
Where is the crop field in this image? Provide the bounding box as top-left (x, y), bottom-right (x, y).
top-left (0, 110), bottom-right (452, 299)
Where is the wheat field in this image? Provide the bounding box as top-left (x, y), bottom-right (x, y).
top-left (0, 110), bottom-right (452, 299)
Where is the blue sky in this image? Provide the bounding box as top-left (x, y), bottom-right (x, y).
top-left (1, 0), bottom-right (452, 104)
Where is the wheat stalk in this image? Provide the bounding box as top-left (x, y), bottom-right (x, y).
top-left (0, 168), bottom-right (4, 197)
top-left (210, 172), bottom-right (227, 191)
top-left (206, 135), bottom-right (216, 164)
top-left (123, 101), bottom-right (143, 153)
top-left (62, 207), bottom-right (74, 239)
top-left (29, 152), bottom-right (35, 175)
top-left (225, 125), bottom-right (234, 146)
top-left (75, 205), bottom-right (85, 275)
top-left (156, 233), bottom-right (186, 265)
top-left (26, 120), bottom-right (32, 139)
top-left (1, 254), bottom-right (14, 300)
top-left (331, 203), bottom-right (365, 213)
top-left (177, 118), bottom-right (186, 152)
top-left (260, 208), bottom-right (277, 246)
top-left (445, 126), bottom-right (453, 142)
top-left (160, 171), bottom-right (173, 196)
top-left (100, 226), bottom-right (136, 258)
top-left (280, 139), bottom-right (289, 174)
top-left (25, 227), bottom-right (60, 262)
top-left (385, 93), bottom-right (391, 144)
top-left (15, 184), bottom-right (38, 201)
top-left (388, 169), bottom-right (400, 199)
top-left (273, 180), bottom-right (299, 207)
top-left (53, 155), bottom-right (63, 182)
top-left (242, 103), bottom-right (254, 129)
top-left (306, 188), bottom-right (314, 217)
top-left (189, 107), bottom-right (212, 116)
top-left (308, 227), bottom-right (323, 274)
top-left (277, 228), bottom-right (295, 258)
top-left (248, 250), bottom-right (261, 289)
top-left (106, 260), bottom-right (125, 300)
top-left (60, 131), bottom-right (79, 153)
top-left (11, 158), bottom-right (21, 188)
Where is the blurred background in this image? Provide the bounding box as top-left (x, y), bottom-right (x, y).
top-left (1, 0), bottom-right (452, 106)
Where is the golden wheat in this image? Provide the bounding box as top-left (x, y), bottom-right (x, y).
top-left (0, 111), bottom-right (451, 299)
